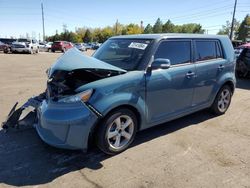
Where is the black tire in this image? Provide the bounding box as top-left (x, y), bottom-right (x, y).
top-left (52, 50), bottom-right (55, 53)
top-left (210, 85), bottom-right (232, 115)
top-left (4, 47), bottom-right (10, 54)
top-left (95, 108), bottom-right (137, 155)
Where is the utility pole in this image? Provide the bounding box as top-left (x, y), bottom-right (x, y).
top-left (115, 19), bottom-right (118, 35)
top-left (41, 2), bottom-right (45, 41)
top-left (230, 0), bottom-right (237, 40)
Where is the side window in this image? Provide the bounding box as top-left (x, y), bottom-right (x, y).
top-left (195, 41), bottom-right (218, 61)
top-left (216, 41), bottom-right (223, 58)
top-left (154, 41), bottom-right (191, 65)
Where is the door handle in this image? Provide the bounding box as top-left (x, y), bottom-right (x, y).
top-left (186, 71), bottom-right (195, 78)
top-left (218, 65), bottom-right (225, 70)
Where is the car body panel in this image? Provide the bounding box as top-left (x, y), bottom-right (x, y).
top-left (145, 64), bottom-right (196, 126)
top-left (37, 100), bottom-right (98, 150)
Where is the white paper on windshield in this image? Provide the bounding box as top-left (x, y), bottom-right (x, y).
top-left (128, 42), bottom-right (148, 50)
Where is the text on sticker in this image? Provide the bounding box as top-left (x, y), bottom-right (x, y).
top-left (128, 42), bottom-right (148, 50)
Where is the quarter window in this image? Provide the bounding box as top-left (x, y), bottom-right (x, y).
top-left (195, 41), bottom-right (222, 61)
top-left (154, 41), bottom-right (191, 66)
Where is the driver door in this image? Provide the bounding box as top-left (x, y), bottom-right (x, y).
top-left (146, 40), bottom-right (196, 126)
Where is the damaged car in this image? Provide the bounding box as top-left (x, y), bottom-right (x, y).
top-left (2, 34), bottom-right (236, 155)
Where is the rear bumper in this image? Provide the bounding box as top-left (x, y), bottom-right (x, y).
top-left (36, 100), bottom-right (98, 150)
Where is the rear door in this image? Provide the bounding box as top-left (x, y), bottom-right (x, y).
top-left (146, 40), bottom-right (196, 125)
top-left (192, 40), bottom-right (226, 106)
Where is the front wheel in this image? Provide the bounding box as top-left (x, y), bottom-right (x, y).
top-left (210, 85), bottom-right (232, 115)
top-left (96, 108), bottom-right (137, 155)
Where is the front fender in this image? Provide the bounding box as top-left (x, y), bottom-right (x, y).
top-left (91, 92), bottom-right (147, 129)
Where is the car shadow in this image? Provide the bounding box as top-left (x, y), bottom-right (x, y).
top-left (0, 110), bottom-right (215, 186)
top-left (236, 78), bottom-right (250, 90)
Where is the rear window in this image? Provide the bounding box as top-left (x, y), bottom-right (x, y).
top-left (53, 42), bottom-right (61, 45)
top-left (195, 40), bottom-right (223, 61)
top-left (154, 41), bottom-right (191, 65)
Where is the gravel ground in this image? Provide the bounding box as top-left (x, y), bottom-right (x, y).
top-left (0, 51), bottom-right (249, 188)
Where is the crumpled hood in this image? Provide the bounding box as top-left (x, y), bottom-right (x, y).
top-left (49, 48), bottom-right (126, 76)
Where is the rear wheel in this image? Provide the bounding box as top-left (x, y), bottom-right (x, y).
top-left (96, 108), bottom-right (137, 155)
top-left (210, 85), bottom-right (232, 115)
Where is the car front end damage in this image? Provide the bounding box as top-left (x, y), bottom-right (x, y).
top-left (1, 48), bottom-right (126, 150)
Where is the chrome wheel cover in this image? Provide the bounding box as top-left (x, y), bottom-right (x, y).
top-left (106, 115), bottom-right (134, 150)
top-left (218, 89), bottom-right (231, 113)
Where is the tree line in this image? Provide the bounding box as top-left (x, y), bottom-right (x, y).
top-left (46, 18), bottom-right (204, 43)
top-left (218, 14), bottom-right (250, 42)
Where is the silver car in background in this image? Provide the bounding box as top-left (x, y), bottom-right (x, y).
top-left (11, 38), bottom-right (39, 54)
top-left (74, 43), bottom-right (86, 51)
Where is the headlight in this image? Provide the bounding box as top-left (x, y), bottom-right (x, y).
top-left (58, 89), bottom-right (93, 103)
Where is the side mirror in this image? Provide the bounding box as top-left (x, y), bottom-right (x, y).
top-left (151, 58), bottom-right (171, 70)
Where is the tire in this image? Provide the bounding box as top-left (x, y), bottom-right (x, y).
top-left (96, 108), bottom-right (137, 155)
top-left (62, 48), bottom-right (66, 53)
top-left (52, 50), bottom-right (55, 53)
top-left (4, 47), bottom-right (10, 54)
top-left (210, 85), bottom-right (232, 115)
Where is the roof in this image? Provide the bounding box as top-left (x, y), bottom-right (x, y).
top-left (110, 33), bottom-right (229, 40)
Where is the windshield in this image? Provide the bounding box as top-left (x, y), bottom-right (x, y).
top-left (93, 39), bottom-right (152, 71)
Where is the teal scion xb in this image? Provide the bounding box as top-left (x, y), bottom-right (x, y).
top-left (36, 34), bottom-right (236, 155)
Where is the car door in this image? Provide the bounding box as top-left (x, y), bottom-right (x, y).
top-left (192, 40), bottom-right (226, 106)
top-left (146, 40), bottom-right (196, 125)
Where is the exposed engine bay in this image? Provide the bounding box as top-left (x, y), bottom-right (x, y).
top-left (2, 68), bottom-right (124, 131)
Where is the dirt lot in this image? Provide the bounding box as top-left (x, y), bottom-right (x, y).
top-left (0, 52), bottom-right (249, 188)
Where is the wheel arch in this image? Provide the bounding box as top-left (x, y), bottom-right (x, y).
top-left (87, 104), bottom-right (142, 149)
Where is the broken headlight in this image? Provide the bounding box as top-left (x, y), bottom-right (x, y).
top-left (58, 89), bottom-right (93, 103)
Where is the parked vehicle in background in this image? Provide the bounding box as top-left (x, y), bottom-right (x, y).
top-left (234, 47), bottom-right (244, 59)
top-left (83, 43), bottom-right (93, 50)
top-left (0, 41), bottom-right (8, 52)
top-left (92, 42), bottom-right (102, 50)
top-left (0, 38), bottom-right (16, 53)
top-left (28, 34), bottom-right (235, 155)
top-left (39, 42), bottom-right (53, 52)
top-left (74, 43), bottom-right (86, 51)
top-left (236, 48), bottom-right (250, 78)
top-left (51, 41), bottom-right (73, 52)
top-left (11, 38), bottom-right (39, 54)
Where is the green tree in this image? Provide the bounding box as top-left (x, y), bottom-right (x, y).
top-left (218, 19), bottom-right (240, 39)
top-left (83, 29), bottom-right (92, 43)
top-left (179, 23), bottom-right (204, 33)
top-left (162, 20), bottom-right (175, 33)
top-left (126, 24), bottom-right (142, 35)
top-left (237, 14), bottom-right (250, 42)
top-left (144, 24), bottom-right (153, 34)
top-left (153, 18), bottom-right (163, 33)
